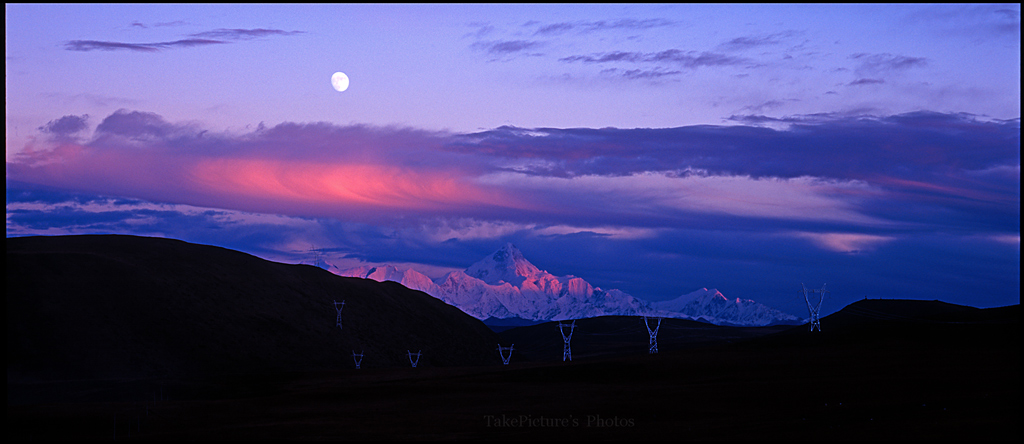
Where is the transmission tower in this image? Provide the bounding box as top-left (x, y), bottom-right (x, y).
top-left (407, 350), bottom-right (422, 368)
top-left (558, 320), bottom-right (576, 361)
top-left (643, 316), bottom-right (662, 354)
top-left (309, 245), bottom-right (327, 269)
top-left (352, 350), bottom-right (364, 369)
top-left (800, 283), bottom-right (829, 332)
top-left (334, 300), bottom-right (345, 329)
top-left (497, 344), bottom-right (514, 365)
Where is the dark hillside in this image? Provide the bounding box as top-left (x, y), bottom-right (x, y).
top-left (6, 236), bottom-right (1018, 440)
top-left (499, 315), bottom-right (792, 362)
top-left (749, 298), bottom-right (1019, 348)
top-left (7, 235), bottom-right (502, 387)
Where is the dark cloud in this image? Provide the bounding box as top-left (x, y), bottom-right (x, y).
top-left (189, 28), bottom-right (304, 40)
top-left (619, 68), bottom-right (683, 80)
top-left (464, 23), bottom-right (495, 39)
top-left (39, 115), bottom-right (89, 136)
top-left (6, 181), bottom-right (124, 206)
top-left (94, 109), bottom-right (176, 139)
top-left (155, 20), bottom-right (189, 28)
top-left (994, 8), bottom-right (1019, 20)
top-left (64, 28), bottom-right (302, 52)
top-left (129, 20), bottom-right (188, 28)
top-left (470, 19), bottom-right (674, 63)
top-left (561, 51), bottom-right (643, 63)
top-left (847, 78), bottom-right (885, 86)
top-left (533, 18), bottom-right (674, 36)
top-left (534, 22), bottom-right (575, 35)
top-left (7, 110), bottom-right (1019, 315)
top-left (561, 49), bottom-right (748, 69)
top-left (8, 181), bottom-right (1017, 316)
top-left (457, 112), bottom-right (1018, 180)
top-left (850, 52), bottom-right (927, 75)
top-left (740, 100), bottom-right (790, 114)
top-left (17, 110), bottom-right (1017, 236)
top-left (451, 112), bottom-right (1019, 232)
top-left (4, 187), bottom-right (299, 261)
top-left (8, 206), bottom-right (150, 232)
top-left (905, 4), bottom-right (1020, 40)
top-left (64, 38), bottom-right (227, 52)
top-left (472, 40), bottom-right (543, 55)
top-left (597, 68), bottom-right (683, 80)
top-left (718, 30), bottom-right (801, 51)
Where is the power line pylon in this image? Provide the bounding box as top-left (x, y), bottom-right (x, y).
top-left (497, 344), bottom-right (514, 365)
top-left (352, 350), bottom-right (364, 369)
top-left (334, 300), bottom-right (345, 329)
top-left (800, 283), bottom-right (829, 332)
top-left (558, 320), bottom-right (576, 361)
top-left (309, 245), bottom-right (327, 269)
top-left (407, 350), bottom-right (422, 368)
top-left (643, 316), bottom-right (662, 354)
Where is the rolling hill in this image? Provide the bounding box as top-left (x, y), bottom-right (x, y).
top-left (6, 235), bottom-right (1018, 441)
top-left (7, 234), bottom-right (503, 385)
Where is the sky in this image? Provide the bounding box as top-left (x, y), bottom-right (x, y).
top-left (6, 3), bottom-right (1020, 318)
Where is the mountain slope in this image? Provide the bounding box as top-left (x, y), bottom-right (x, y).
top-left (652, 288), bottom-right (801, 326)
top-left (340, 243), bottom-right (798, 326)
top-left (343, 243), bottom-right (652, 321)
top-left (7, 235), bottom-right (503, 383)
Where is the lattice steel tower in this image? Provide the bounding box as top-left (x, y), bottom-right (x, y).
top-left (407, 350), bottom-right (422, 368)
top-left (497, 344), bottom-right (514, 365)
top-left (309, 246), bottom-right (327, 269)
top-left (334, 300), bottom-right (345, 329)
top-left (558, 320), bottom-right (576, 361)
top-left (644, 316), bottom-right (662, 354)
top-left (800, 283), bottom-right (829, 332)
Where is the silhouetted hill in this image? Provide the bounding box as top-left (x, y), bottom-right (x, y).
top-left (812, 298), bottom-right (1013, 332)
top-left (7, 235), bottom-right (502, 385)
top-left (825, 298), bottom-right (997, 325)
top-left (739, 298), bottom-right (1018, 351)
top-left (497, 299), bottom-right (1018, 362)
top-left (498, 315), bottom-right (792, 361)
top-left (481, 316), bottom-right (545, 332)
top-left (7, 237), bottom-right (1019, 440)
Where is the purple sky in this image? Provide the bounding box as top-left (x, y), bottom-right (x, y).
top-left (6, 4), bottom-right (1020, 317)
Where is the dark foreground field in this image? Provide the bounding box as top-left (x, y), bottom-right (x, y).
top-left (9, 307), bottom-right (1018, 441)
top-left (7, 236), bottom-right (1019, 440)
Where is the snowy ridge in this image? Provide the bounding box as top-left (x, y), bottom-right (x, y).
top-left (343, 265), bottom-right (440, 295)
top-left (338, 244), bottom-right (799, 326)
top-left (651, 288), bottom-right (800, 326)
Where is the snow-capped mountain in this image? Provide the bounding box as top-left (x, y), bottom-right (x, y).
top-left (338, 243), bottom-right (799, 326)
top-left (340, 264), bottom-right (440, 295)
top-left (340, 243), bottom-right (650, 321)
top-left (651, 288), bottom-right (801, 326)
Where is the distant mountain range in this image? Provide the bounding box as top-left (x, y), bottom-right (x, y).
top-left (339, 243), bottom-right (801, 327)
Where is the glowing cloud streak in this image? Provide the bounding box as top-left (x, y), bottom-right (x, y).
top-left (191, 158), bottom-right (503, 212)
top-left (790, 232), bottom-right (896, 253)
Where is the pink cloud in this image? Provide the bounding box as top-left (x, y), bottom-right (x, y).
top-left (7, 115), bottom-right (527, 222)
top-left (190, 158), bottom-right (509, 215)
top-left (8, 110), bottom-right (1016, 236)
top-left (790, 231), bottom-right (895, 253)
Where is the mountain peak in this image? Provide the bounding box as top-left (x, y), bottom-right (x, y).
top-left (651, 288), bottom-right (800, 326)
top-left (339, 245), bottom-right (799, 326)
top-left (465, 243), bottom-right (542, 286)
top-left (494, 242), bottom-right (520, 259)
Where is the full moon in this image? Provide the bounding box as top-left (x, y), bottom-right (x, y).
top-left (331, 72), bottom-right (349, 92)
